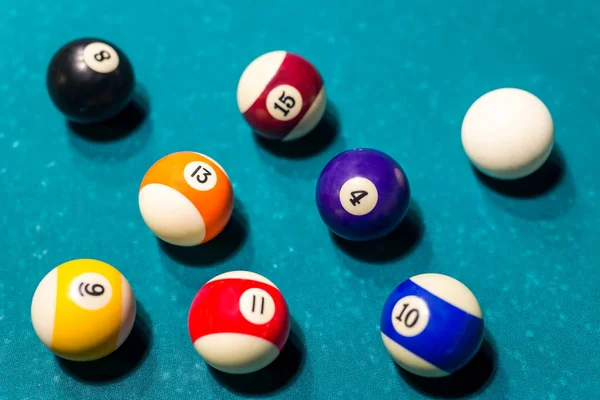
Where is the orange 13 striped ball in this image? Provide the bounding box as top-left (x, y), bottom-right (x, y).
top-left (237, 50), bottom-right (327, 141)
top-left (139, 151), bottom-right (234, 247)
top-left (31, 259), bottom-right (136, 361)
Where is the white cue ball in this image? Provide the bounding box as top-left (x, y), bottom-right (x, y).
top-left (461, 88), bottom-right (554, 180)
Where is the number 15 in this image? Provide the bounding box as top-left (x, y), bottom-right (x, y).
top-left (273, 91), bottom-right (296, 116)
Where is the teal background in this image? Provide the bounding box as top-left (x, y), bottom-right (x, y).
top-left (0, 0), bottom-right (598, 399)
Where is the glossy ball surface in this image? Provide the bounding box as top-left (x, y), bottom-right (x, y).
top-left (461, 88), bottom-right (554, 180)
top-left (188, 271), bottom-right (290, 374)
top-left (316, 148), bottom-right (410, 241)
top-left (237, 50), bottom-right (326, 141)
top-left (46, 38), bottom-right (135, 123)
top-left (139, 151), bottom-right (234, 247)
top-left (31, 259), bottom-right (136, 362)
top-left (380, 273), bottom-right (484, 377)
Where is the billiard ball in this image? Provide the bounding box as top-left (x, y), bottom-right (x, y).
top-left (30, 259), bottom-right (136, 361)
top-left (236, 50), bottom-right (326, 141)
top-left (139, 151), bottom-right (234, 247)
top-left (188, 271), bottom-right (290, 374)
top-left (46, 38), bottom-right (135, 123)
top-left (461, 88), bottom-right (554, 180)
top-left (316, 148), bottom-right (410, 241)
top-left (380, 273), bottom-right (484, 378)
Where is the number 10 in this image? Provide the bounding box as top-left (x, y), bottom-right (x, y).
top-left (396, 303), bottom-right (419, 328)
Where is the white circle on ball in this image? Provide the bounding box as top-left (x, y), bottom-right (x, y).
top-left (183, 162), bottom-right (218, 191)
top-left (82, 42), bottom-right (120, 74)
top-left (69, 273), bottom-right (113, 310)
top-left (391, 295), bottom-right (430, 337)
top-left (339, 177), bottom-right (379, 216)
top-left (266, 84), bottom-right (303, 121)
top-left (239, 288), bottom-right (276, 325)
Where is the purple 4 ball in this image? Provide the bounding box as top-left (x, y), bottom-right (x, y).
top-left (316, 148), bottom-right (411, 241)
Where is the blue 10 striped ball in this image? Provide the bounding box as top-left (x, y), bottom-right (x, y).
top-left (380, 273), bottom-right (484, 377)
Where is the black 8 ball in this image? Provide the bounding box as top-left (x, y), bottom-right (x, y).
top-left (46, 38), bottom-right (135, 124)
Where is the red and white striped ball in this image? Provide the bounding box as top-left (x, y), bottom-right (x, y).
top-left (236, 50), bottom-right (327, 141)
top-left (188, 271), bottom-right (291, 374)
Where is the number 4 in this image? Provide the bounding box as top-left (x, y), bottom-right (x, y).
top-left (349, 190), bottom-right (368, 206)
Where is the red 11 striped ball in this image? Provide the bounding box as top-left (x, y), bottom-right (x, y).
top-left (188, 271), bottom-right (291, 374)
top-left (236, 50), bottom-right (327, 141)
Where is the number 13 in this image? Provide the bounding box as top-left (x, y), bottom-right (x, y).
top-left (190, 165), bottom-right (212, 184)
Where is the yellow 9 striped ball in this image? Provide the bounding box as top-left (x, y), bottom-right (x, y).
top-left (30, 259), bottom-right (136, 361)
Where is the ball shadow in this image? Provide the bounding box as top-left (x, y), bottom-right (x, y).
top-left (474, 145), bottom-right (576, 220)
top-left (66, 83), bottom-right (152, 161)
top-left (158, 204), bottom-right (249, 267)
top-left (158, 199), bottom-right (255, 289)
top-left (253, 102), bottom-right (340, 159)
top-left (331, 200), bottom-right (424, 264)
top-left (209, 318), bottom-right (305, 395)
top-left (55, 301), bottom-right (153, 383)
top-left (474, 145), bottom-right (564, 198)
top-left (398, 331), bottom-right (497, 398)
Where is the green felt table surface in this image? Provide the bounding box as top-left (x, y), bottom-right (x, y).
top-left (0, 0), bottom-right (598, 399)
